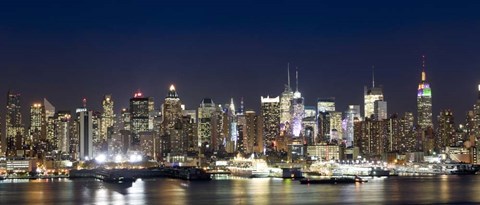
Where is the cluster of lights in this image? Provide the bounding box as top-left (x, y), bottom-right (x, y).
top-left (92, 153), bottom-right (143, 163)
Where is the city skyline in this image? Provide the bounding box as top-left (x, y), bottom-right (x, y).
top-left (1, 1), bottom-right (480, 121)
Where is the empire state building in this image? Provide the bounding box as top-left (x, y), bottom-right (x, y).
top-left (417, 56), bottom-right (433, 129)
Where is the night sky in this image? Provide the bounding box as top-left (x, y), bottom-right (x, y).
top-left (1, 1), bottom-right (480, 122)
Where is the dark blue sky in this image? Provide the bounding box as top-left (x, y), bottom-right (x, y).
top-left (1, 0), bottom-right (480, 122)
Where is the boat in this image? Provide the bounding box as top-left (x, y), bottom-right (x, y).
top-left (443, 163), bottom-right (479, 175)
top-left (227, 154), bottom-right (270, 178)
top-left (300, 176), bottom-right (368, 184)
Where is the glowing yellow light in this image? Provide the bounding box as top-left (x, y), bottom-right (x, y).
top-left (169, 84), bottom-right (175, 91)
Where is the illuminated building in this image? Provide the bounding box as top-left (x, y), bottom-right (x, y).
top-left (29, 103), bottom-right (45, 146)
top-left (344, 105), bottom-right (360, 147)
top-left (130, 90), bottom-right (153, 146)
top-left (374, 100), bottom-right (388, 120)
top-left (100, 94), bottom-right (115, 141)
top-left (280, 64), bottom-right (294, 130)
top-left (317, 98), bottom-right (336, 144)
top-left (210, 105), bottom-right (225, 151)
top-left (329, 111), bottom-right (343, 143)
top-left (317, 97), bottom-right (335, 113)
top-left (290, 69), bottom-right (304, 138)
top-left (261, 96), bottom-right (280, 152)
top-left (245, 110), bottom-right (262, 153)
top-left (197, 98), bottom-right (216, 147)
top-left (55, 111), bottom-right (71, 153)
top-left (472, 84), bottom-right (480, 140)
top-left (364, 68), bottom-right (384, 119)
top-left (307, 144), bottom-right (341, 161)
top-left (161, 84), bottom-right (185, 161)
top-left (302, 106), bottom-right (317, 145)
top-left (225, 98), bottom-right (238, 153)
top-left (437, 109), bottom-right (455, 150)
top-left (354, 118), bottom-right (386, 158)
top-left (5, 91), bottom-right (24, 157)
top-left (78, 110), bottom-right (93, 160)
top-left (417, 56), bottom-right (433, 129)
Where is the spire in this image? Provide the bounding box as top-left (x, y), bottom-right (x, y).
top-left (372, 65), bottom-right (375, 88)
top-left (82, 98), bottom-right (87, 108)
top-left (287, 62), bottom-right (291, 88)
top-left (421, 55), bottom-right (426, 82)
top-left (240, 97), bottom-right (244, 114)
top-left (295, 66), bottom-right (299, 92)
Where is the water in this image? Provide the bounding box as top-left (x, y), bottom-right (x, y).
top-left (1, 175), bottom-right (480, 204)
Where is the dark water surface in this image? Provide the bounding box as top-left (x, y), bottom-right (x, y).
top-left (1, 175), bottom-right (480, 204)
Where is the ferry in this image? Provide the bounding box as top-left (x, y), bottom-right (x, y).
top-left (300, 176), bottom-right (368, 184)
top-left (227, 154), bottom-right (270, 178)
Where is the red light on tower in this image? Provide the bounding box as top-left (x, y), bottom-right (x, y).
top-left (134, 90), bottom-right (143, 98)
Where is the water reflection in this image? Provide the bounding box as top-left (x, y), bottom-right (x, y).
top-left (2, 176), bottom-right (480, 204)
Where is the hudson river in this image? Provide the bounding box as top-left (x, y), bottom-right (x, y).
top-left (1, 175), bottom-right (480, 204)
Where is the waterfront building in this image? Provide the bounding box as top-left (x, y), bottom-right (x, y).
top-left (417, 56), bottom-right (433, 129)
top-left (307, 144), bottom-right (341, 161)
top-left (261, 96), bottom-right (280, 152)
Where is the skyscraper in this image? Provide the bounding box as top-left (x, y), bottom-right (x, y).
top-left (29, 103), bottom-right (45, 146)
top-left (197, 98), bottom-right (216, 147)
top-left (130, 91), bottom-right (152, 146)
top-left (79, 110), bottom-right (93, 160)
top-left (374, 100), bottom-right (388, 120)
top-left (437, 109), bottom-right (455, 150)
top-left (417, 56), bottom-right (433, 129)
top-left (364, 68), bottom-right (384, 119)
top-left (280, 64), bottom-right (294, 129)
top-left (317, 98), bottom-right (335, 113)
top-left (261, 96), bottom-right (280, 152)
top-left (100, 94), bottom-right (115, 141)
top-left (161, 85), bottom-right (185, 159)
top-left (5, 91), bottom-right (24, 157)
top-left (291, 69), bottom-right (304, 137)
top-left (344, 105), bottom-right (360, 147)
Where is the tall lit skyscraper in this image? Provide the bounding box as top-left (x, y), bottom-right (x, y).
top-left (79, 110), bottom-right (93, 160)
top-left (364, 68), bottom-right (384, 119)
top-left (261, 96), bottom-right (280, 152)
top-left (29, 103), bottom-right (45, 145)
top-left (291, 69), bottom-right (304, 137)
top-left (473, 84), bottom-right (480, 139)
top-left (280, 64), bottom-right (294, 129)
top-left (197, 98), bottom-right (216, 147)
top-left (55, 111), bottom-right (71, 153)
top-left (344, 105), bottom-right (360, 147)
top-left (6, 91), bottom-right (24, 157)
top-left (130, 91), bottom-right (152, 146)
top-left (417, 56), bottom-right (433, 129)
top-left (100, 95), bottom-right (115, 141)
top-left (437, 109), bottom-right (455, 150)
top-left (161, 85), bottom-right (185, 158)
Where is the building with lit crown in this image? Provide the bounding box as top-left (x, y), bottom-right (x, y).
top-left (417, 56), bottom-right (433, 129)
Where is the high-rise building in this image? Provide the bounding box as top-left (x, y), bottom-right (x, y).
top-left (329, 111), bottom-right (343, 142)
top-left (364, 68), bottom-right (384, 119)
top-left (317, 98), bottom-right (335, 113)
top-left (5, 91), bottom-right (24, 157)
top-left (302, 106), bottom-right (317, 145)
top-left (130, 91), bottom-right (153, 146)
top-left (55, 111), bottom-right (71, 153)
top-left (344, 105), bottom-right (360, 147)
top-left (291, 69), bottom-right (304, 138)
top-left (437, 109), bottom-right (455, 150)
top-left (471, 84), bottom-right (480, 140)
top-left (78, 110), bottom-right (93, 160)
top-left (29, 103), bottom-right (45, 146)
top-left (374, 100), bottom-right (388, 121)
top-left (197, 98), bottom-right (216, 147)
top-left (161, 85), bottom-right (185, 160)
top-left (261, 96), bottom-right (280, 152)
top-left (245, 110), bottom-right (262, 153)
top-left (417, 56), bottom-right (433, 129)
top-left (100, 95), bottom-right (115, 141)
top-left (280, 64), bottom-right (294, 129)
